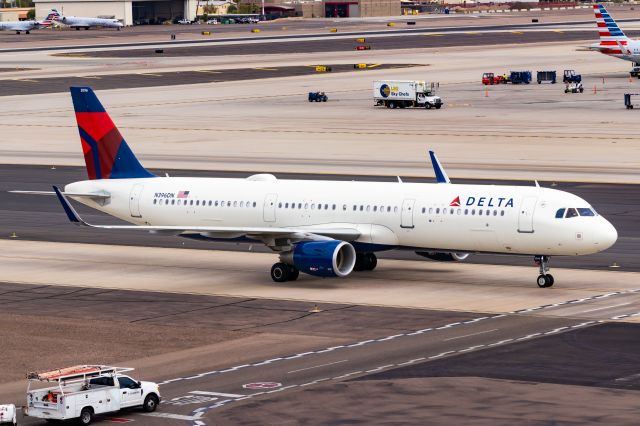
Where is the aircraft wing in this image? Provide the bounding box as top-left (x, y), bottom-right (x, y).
top-left (52, 186), bottom-right (360, 243)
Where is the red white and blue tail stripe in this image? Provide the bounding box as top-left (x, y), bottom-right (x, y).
top-left (594, 4), bottom-right (629, 54)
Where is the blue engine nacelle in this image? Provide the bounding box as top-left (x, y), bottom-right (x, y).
top-left (281, 241), bottom-right (356, 277)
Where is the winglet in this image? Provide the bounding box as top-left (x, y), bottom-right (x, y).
top-left (429, 150), bottom-right (451, 183)
top-left (53, 186), bottom-right (85, 225)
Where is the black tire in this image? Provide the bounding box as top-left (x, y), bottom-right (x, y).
top-left (389, 101), bottom-right (396, 109)
top-left (435, 104), bottom-right (442, 109)
top-left (353, 254), bottom-right (366, 271)
top-left (579, 88), bottom-right (584, 93)
top-left (630, 105), bottom-right (634, 109)
top-left (537, 275), bottom-right (547, 288)
top-left (364, 253), bottom-right (378, 271)
top-left (143, 394), bottom-right (159, 413)
top-left (322, 97), bottom-right (327, 102)
top-left (425, 103), bottom-right (432, 109)
top-left (271, 263), bottom-right (289, 282)
top-left (288, 266), bottom-right (300, 281)
top-left (399, 102), bottom-right (406, 109)
top-left (537, 81), bottom-right (541, 84)
top-left (78, 408), bottom-right (93, 425)
top-left (545, 274), bottom-right (555, 287)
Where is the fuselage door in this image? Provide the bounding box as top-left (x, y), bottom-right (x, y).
top-left (401, 199), bottom-right (415, 229)
top-left (129, 184), bottom-right (144, 218)
top-left (517, 196), bottom-right (537, 233)
top-left (263, 193), bottom-right (277, 222)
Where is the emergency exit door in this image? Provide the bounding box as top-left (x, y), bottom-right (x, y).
top-left (517, 197), bottom-right (537, 233)
top-left (401, 199), bottom-right (415, 229)
top-left (129, 184), bottom-right (144, 218)
top-left (263, 193), bottom-right (277, 222)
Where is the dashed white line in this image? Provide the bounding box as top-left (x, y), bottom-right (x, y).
top-left (288, 359), bottom-right (348, 374)
top-left (428, 351), bottom-right (455, 359)
top-left (579, 302), bottom-right (632, 314)
top-left (347, 339), bottom-right (375, 347)
top-left (444, 328), bottom-right (499, 341)
top-left (376, 334), bottom-right (405, 342)
top-left (487, 338), bottom-right (514, 347)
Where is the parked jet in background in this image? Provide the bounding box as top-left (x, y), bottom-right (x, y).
top-left (48, 9), bottom-right (123, 30)
top-left (13, 88), bottom-right (618, 289)
top-left (0, 20), bottom-right (40, 34)
top-left (590, 4), bottom-right (640, 64)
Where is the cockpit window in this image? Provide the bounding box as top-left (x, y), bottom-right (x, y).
top-left (577, 208), bottom-right (595, 217)
top-left (555, 208), bottom-right (565, 219)
top-left (565, 208), bottom-right (579, 218)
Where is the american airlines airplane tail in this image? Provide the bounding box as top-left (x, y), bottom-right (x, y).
top-left (70, 87), bottom-right (155, 180)
top-left (592, 4), bottom-right (633, 57)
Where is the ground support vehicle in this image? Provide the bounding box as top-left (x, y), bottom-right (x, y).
top-left (563, 69), bottom-right (582, 83)
top-left (374, 80), bottom-right (442, 109)
top-left (509, 71), bottom-right (532, 84)
top-left (564, 82), bottom-right (584, 93)
top-left (0, 404), bottom-right (16, 425)
top-left (482, 72), bottom-right (508, 84)
top-left (630, 66), bottom-right (640, 78)
top-left (536, 71), bottom-right (556, 84)
top-left (24, 365), bottom-right (160, 425)
top-left (624, 93), bottom-right (640, 109)
top-left (308, 92), bottom-right (328, 102)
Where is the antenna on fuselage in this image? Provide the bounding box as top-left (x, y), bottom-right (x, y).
top-left (535, 180), bottom-right (540, 187)
top-left (397, 176), bottom-right (403, 183)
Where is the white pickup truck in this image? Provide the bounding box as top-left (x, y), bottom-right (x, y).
top-left (24, 365), bottom-right (160, 425)
top-left (374, 80), bottom-right (443, 109)
top-left (0, 404), bottom-right (16, 425)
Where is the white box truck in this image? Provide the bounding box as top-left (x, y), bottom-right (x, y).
top-left (374, 80), bottom-right (442, 109)
top-left (0, 404), bottom-right (16, 425)
top-left (24, 365), bottom-right (161, 425)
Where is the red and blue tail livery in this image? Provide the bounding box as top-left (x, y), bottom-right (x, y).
top-left (70, 87), bottom-right (155, 180)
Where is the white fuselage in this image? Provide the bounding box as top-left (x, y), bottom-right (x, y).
top-left (58, 16), bottom-right (123, 29)
top-left (591, 39), bottom-right (640, 63)
top-left (0, 20), bottom-right (38, 32)
top-left (65, 176), bottom-right (617, 257)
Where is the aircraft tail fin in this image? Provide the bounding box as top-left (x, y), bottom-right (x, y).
top-left (70, 87), bottom-right (155, 180)
top-left (594, 4), bottom-right (629, 50)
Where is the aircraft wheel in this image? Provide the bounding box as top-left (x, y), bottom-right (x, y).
top-left (545, 274), bottom-right (554, 287)
top-left (26, 30), bottom-right (30, 34)
top-left (537, 275), bottom-right (548, 288)
top-left (288, 265), bottom-right (300, 281)
top-left (271, 263), bottom-right (290, 283)
top-left (353, 253), bottom-right (366, 271)
top-left (365, 253), bottom-right (377, 271)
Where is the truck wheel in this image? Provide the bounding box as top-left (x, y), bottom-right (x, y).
top-left (78, 408), bottom-right (93, 425)
top-left (389, 101), bottom-right (396, 109)
top-left (143, 394), bottom-right (159, 412)
top-left (425, 103), bottom-right (432, 109)
top-left (435, 105), bottom-right (442, 109)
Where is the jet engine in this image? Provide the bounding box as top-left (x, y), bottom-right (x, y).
top-left (415, 252), bottom-right (470, 262)
top-left (281, 240), bottom-right (356, 277)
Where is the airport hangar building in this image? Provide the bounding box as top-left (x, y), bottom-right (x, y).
top-left (34, 0), bottom-right (399, 25)
top-left (34, 0), bottom-right (199, 25)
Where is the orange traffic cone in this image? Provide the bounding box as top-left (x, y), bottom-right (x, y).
top-left (593, 84), bottom-right (597, 94)
top-left (485, 88), bottom-right (489, 97)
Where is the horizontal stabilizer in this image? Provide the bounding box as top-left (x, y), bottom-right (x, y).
top-left (10, 190), bottom-right (110, 199)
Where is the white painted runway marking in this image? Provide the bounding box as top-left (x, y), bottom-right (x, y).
top-left (288, 359), bottom-right (348, 374)
top-left (189, 391), bottom-right (245, 398)
top-left (142, 412), bottom-right (203, 421)
top-left (428, 351), bottom-right (455, 359)
top-left (579, 302), bottom-right (632, 314)
top-left (444, 328), bottom-right (499, 341)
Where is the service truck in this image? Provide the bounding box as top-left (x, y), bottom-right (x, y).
top-left (0, 404), bottom-right (16, 425)
top-left (374, 80), bottom-right (442, 109)
top-left (24, 365), bottom-right (161, 425)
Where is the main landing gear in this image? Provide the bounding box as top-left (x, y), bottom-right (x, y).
top-left (271, 262), bottom-right (299, 283)
top-left (354, 252), bottom-right (377, 271)
top-left (535, 255), bottom-right (554, 288)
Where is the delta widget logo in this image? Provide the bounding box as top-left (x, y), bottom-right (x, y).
top-left (449, 196), bottom-right (461, 207)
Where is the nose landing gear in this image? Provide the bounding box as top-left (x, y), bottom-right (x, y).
top-left (535, 255), bottom-right (554, 288)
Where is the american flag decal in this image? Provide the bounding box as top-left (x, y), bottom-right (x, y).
top-left (177, 191), bottom-right (190, 198)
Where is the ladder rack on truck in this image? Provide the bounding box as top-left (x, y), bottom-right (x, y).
top-left (25, 365), bottom-right (160, 425)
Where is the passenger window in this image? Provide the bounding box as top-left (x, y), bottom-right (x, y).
top-left (360, 205), bottom-right (364, 211)
top-left (578, 208), bottom-right (595, 217)
top-left (278, 203), bottom-right (282, 208)
top-left (284, 203), bottom-right (288, 208)
top-left (366, 206), bottom-right (370, 212)
top-left (240, 201), bottom-right (244, 207)
top-left (353, 205), bottom-right (357, 211)
top-left (311, 204), bottom-right (316, 209)
top-left (374, 206), bottom-right (378, 212)
top-left (493, 210), bottom-right (497, 216)
top-left (153, 199), bottom-right (157, 205)
top-left (478, 209), bottom-right (483, 216)
top-left (305, 203), bottom-right (309, 209)
top-left (500, 211), bottom-right (505, 216)
top-left (566, 208), bottom-right (579, 218)
top-left (196, 200), bottom-right (200, 206)
top-left (343, 204), bottom-right (347, 211)
top-left (443, 208), bottom-right (447, 215)
top-left (464, 209), bottom-right (468, 215)
top-left (254, 202), bottom-right (257, 207)
top-left (471, 209), bottom-right (475, 215)
top-left (233, 201), bottom-right (237, 207)
top-left (422, 207), bottom-right (425, 214)
top-left (436, 208), bottom-right (440, 214)
top-left (394, 206), bottom-right (398, 213)
top-left (291, 203), bottom-right (295, 209)
top-left (555, 208), bottom-right (565, 218)
top-left (429, 208), bottom-right (433, 214)
top-left (325, 204), bottom-right (329, 210)
top-left (458, 209), bottom-right (461, 215)
top-left (387, 206), bottom-right (391, 212)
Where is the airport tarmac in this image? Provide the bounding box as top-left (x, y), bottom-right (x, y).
top-left (1, 41), bottom-right (639, 183)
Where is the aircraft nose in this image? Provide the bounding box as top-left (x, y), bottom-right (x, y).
top-left (595, 218), bottom-right (618, 250)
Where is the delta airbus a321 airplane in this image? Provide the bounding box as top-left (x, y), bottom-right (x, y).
top-left (16, 88), bottom-right (618, 288)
